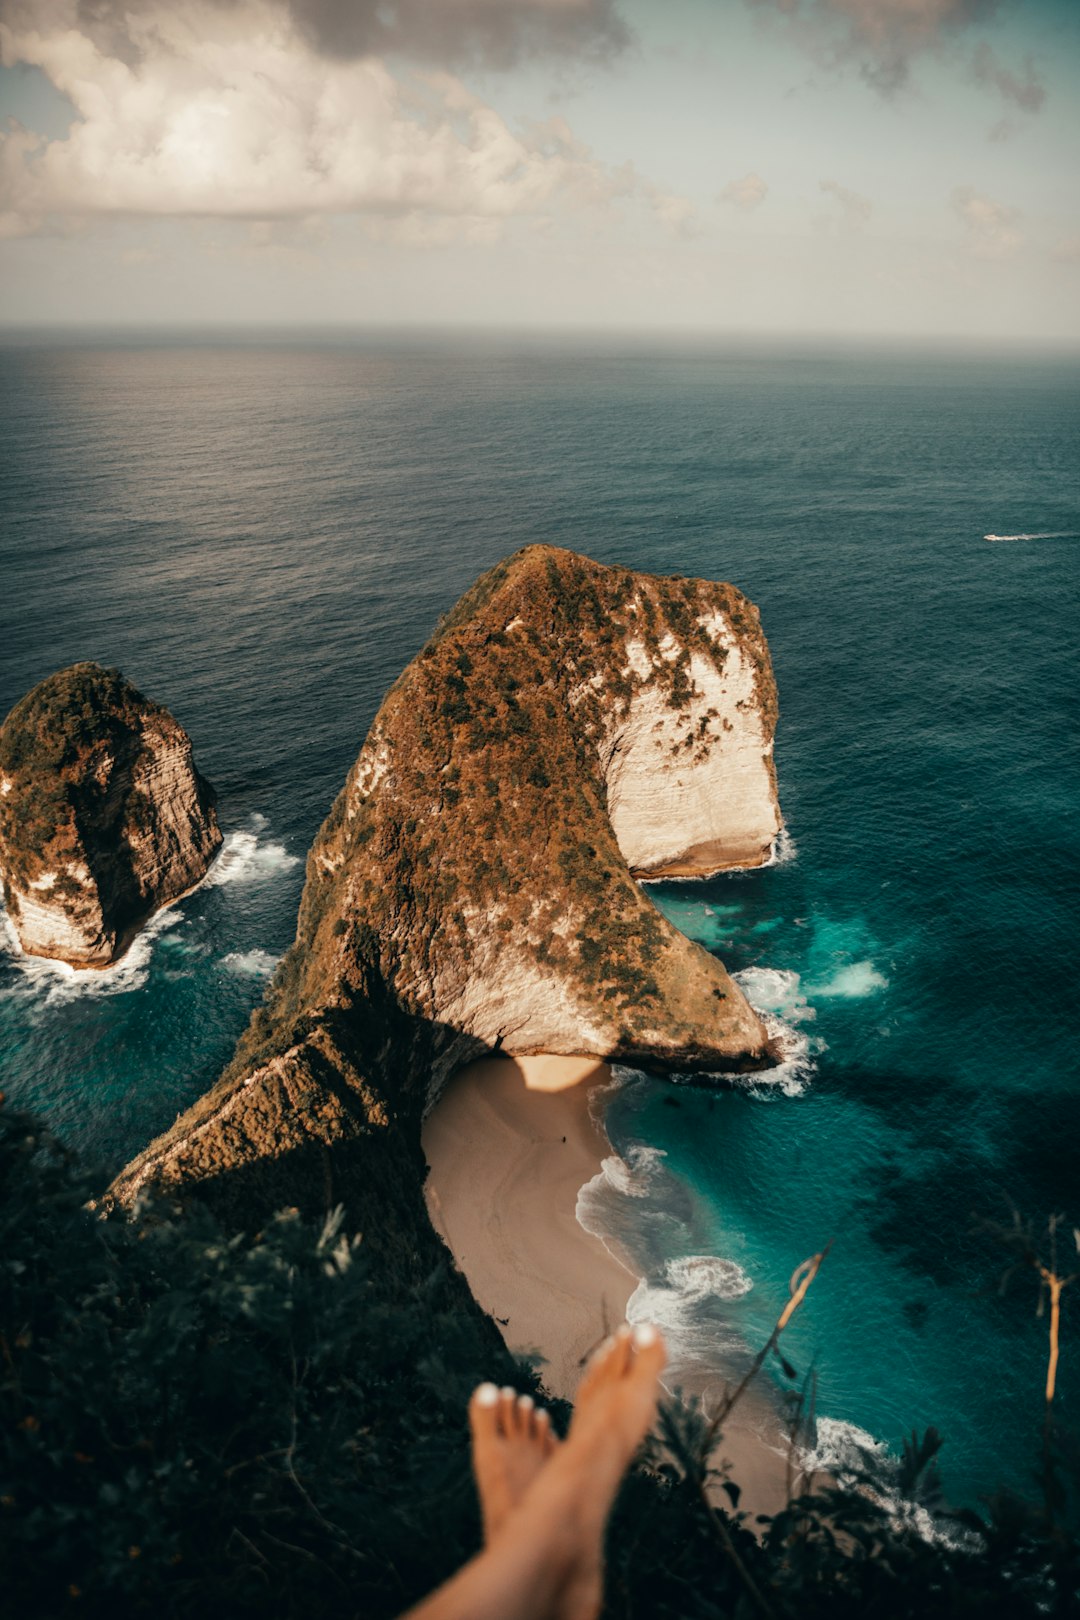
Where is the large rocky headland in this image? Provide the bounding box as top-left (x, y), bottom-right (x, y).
top-left (107, 545), bottom-right (783, 1233)
top-left (0, 662), bottom-right (222, 968)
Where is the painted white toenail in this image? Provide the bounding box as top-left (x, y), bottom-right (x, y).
top-left (475, 1383), bottom-right (499, 1406)
top-left (633, 1324), bottom-right (658, 1347)
top-left (617, 1323), bottom-right (632, 1339)
top-left (500, 1386), bottom-right (516, 1400)
top-left (517, 1394), bottom-right (534, 1410)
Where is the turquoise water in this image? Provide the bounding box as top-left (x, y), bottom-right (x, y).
top-left (1, 334), bottom-right (1077, 1505)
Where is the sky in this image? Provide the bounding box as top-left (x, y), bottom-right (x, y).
top-left (0, 0), bottom-right (1077, 341)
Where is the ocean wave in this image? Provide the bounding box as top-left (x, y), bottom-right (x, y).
top-left (733, 965), bottom-right (813, 1023)
top-left (751, 1014), bottom-right (817, 1098)
top-left (577, 1142), bottom-right (669, 1214)
top-left (222, 948), bottom-right (280, 978)
top-left (764, 825), bottom-right (798, 866)
top-left (806, 960), bottom-right (888, 999)
top-left (802, 1417), bottom-right (975, 1550)
top-left (206, 820), bottom-right (300, 886)
top-left (663, 1254), bottom-right (754, 1302)
top-left (625, 1256), bottom-right (754, 1369)
top-left (730, 968), bottom-right (818, 1096)
top-left (803, 1415), bottom-right (888, 1482)
top-left (0, 905), bottom-right (183, 1001)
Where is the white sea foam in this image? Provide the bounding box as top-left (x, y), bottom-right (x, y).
top-left (806, 960), bottom-right (888, 999)
top-left (663, 1254), bottom-right (754, 1302)
top-left (802, 1418), bottom-right (975, 1550)
top-left (625, 1256), bottom-right (754, 1365)
top-left (733, 966), bottom-right (813, 1023)
top-left (206, 825), bottom-right (300, 886)
top-left (984, 531), bottom-right (1078, 542)
top-left (0, 904), bottom-right (183, 1001)
top-left (803, 1416), bottom-right (888, 1482)
top-left (764, 825), bottom-right (798, 865)
top-left (577, 1142), bottom-right (669, 1218)
top-left (222, 948), bottom-right (280, 978)
top-left (730, 968), bottom-right (817, 1096)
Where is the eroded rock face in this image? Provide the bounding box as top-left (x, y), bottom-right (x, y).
top-left (0, 663), bottom-right (222, 966)
top-left (111, 548), bottom-right (783, 1222)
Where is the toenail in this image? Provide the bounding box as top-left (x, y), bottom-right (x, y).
top-left (500, 1386), bottom-right (516, 1400)
top-left (616, 1323), bottom-right (632, 1339)
top-left (517, 1394), bottom-right (534, 1410)
top-left (474, 1383), bottom-right (499, 1406)
top-left (632, 1324), bottom-right (658, 1347)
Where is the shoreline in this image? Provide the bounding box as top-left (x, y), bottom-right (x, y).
top-left (422, 1055), bottom-right (801, 1520)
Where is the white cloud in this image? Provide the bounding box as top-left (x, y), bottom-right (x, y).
top-left (0, 1), bottom-right (684, 238)
top-left (819, 177), bottom-right (872, 226)
top-left (720, 172), bottom-right (768, 213)
top-left (950, 185), bottom-right (1021, 258)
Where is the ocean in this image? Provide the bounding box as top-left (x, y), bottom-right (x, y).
top-left (2, 331), bottom-right (1077, 1506)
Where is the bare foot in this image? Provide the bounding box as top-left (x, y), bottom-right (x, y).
top-left (403, 1325), bottom-right (666, 1620)
top-left (469, 1384), bottom-right (559, 1542)
top-left (545, 1323), bottom-right (667, 1620)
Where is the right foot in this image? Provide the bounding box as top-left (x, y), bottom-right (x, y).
top-left (549, 1324), bottom-right (667, 1620)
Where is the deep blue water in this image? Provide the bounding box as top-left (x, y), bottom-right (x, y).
top-left (2, 334), bottom-right (1078, 1507)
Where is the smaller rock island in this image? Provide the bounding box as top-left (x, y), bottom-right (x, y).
top-left (0, 662), bottom-right (221, 967)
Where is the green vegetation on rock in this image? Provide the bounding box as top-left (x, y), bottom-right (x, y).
top-left (0, 661), bottom-right (221, 966)
top-left (4, 1103), bottom-right (1077, 1620)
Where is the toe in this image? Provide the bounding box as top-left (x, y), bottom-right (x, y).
top-left (469, 1382), bottom-right (501, 1447)
top-left (498, 1385), bottom-right (518, 1438)
top-left (516, 1393), bottom-right (535, 1440)
top-left (629, 1323), bottom-right (667, 1379)
top-left (533, 1406), bottom-right (558, 1456)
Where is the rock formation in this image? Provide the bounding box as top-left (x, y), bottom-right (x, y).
top-left (0, 663), bottom-right (222, 967)
top-left (110, 547), bottom-right (782, 1220)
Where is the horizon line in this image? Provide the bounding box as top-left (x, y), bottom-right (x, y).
top-left (0, 320), bottom-right (1078, 357)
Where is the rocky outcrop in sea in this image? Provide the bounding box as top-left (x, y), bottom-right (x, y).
top-left (0, 662), bottom-right (221, 967)
top-left (108, 547), bottom-right (783, 1222)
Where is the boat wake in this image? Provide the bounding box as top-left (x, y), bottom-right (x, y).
top-left (984, 530), bottom-right (1078, 542)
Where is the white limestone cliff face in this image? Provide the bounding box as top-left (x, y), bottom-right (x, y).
top-left (0, 664), bottom-right (222, 968)
top-left (601, 612), bottom-right (780, 877)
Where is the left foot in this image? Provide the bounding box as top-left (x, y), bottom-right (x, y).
top-left (469, 1383), bottom-right (560, 1543)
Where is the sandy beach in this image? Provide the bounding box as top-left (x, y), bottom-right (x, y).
top-left (423, 1055), bottom-right (801, 1520)
top-left (423, 1056), bottom-right (634, 1397)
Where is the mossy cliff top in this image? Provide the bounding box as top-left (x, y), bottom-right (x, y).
top-left (112, 547), bottom-right (783, 1222)
top-left (0, 661), bottom-right (221, 966)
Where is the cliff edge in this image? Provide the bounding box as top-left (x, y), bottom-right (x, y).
top-left (110, 547), bottom-right (782, 1221)
top-left (0, 663), bottom-right (222, 967)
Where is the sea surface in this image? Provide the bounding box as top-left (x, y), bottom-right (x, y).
top-left (2, 332), bottom-right (1078, 1507)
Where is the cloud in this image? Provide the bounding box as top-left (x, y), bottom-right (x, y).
top-left (0, 0), bottom-right (631, 70)
top-left (950, 185), bottom-right (1021, 257)
top-left (0, 2), bottom-right (679, 237)
top-left (745, 1), bottom-right (1043, 104)
top-left (819, 177), bottom-right (872, 225)
top-left (720, 172), bottom-right (768, 212)
top-left (969, 41), bottom-right (1045, 112)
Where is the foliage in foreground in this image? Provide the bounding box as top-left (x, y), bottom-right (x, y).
top-left (2, 1105), bottom-right (1077, 1620)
